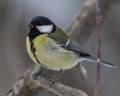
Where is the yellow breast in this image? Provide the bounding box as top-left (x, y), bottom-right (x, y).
top-left (26, 34), bottom-right (77, 70)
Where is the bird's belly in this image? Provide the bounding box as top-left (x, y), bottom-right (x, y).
top-left (34, 38), bottom-right (77, 70)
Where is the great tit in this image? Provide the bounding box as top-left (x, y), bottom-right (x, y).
top-left (26, 16), bottom-right (116, 72)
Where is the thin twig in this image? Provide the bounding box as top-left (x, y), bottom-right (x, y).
top-left (94, 0), bottom-right (102, 96)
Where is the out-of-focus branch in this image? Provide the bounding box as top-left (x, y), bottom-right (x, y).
top-left (5, 0), bottom-right (120, 96)
top-left (67, 0), bottom-right (119, 45)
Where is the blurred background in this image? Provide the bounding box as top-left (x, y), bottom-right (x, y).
top-left (0, 0), bottom-right (120, 96)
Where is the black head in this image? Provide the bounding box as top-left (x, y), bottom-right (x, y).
top-left (31, 16), bottom-right (55, 26)
top-left (28, 16), bottom-right (56, 41)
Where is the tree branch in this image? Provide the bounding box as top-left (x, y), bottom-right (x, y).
top-left (5, 0), bottom-right (120, 96)
top-left (6, 65), bottom-right (87, 96)
top-left (67, 0), bottom-right (119, 45)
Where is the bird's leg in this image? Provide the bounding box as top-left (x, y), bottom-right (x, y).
top-left (49, 69), bottom-right (63, 86)
top-left (33, 67), bottom-right (47, 80)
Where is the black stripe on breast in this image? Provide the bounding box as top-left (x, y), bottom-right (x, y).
top-left (30, 41), bottom-right (41, 64)
top-left (29, 38), bottom-right (47, 68)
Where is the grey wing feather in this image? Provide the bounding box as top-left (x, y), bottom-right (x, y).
top-left (64, 40), bottom-right (117, 68)
top-left (65, 40), bottom-right (90, 56)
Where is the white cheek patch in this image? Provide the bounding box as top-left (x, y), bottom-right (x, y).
top-left (36, 24), bottom-right (53, 33)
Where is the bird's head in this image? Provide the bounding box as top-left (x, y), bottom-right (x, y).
top-left (28, 16), bottom-right (56, 41)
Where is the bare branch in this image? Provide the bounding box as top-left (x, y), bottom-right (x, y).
top-left (95, 0), bottom-right (102, 95)
top-left (6, 65), bottom-right (87, 96)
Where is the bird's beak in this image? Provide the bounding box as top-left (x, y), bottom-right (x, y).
top-left (28, 24), bottom-right (34, 28)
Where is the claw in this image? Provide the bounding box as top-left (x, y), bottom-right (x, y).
top-left (48, 69), bottom-right (63, 87)
top-left (32, 67), bottom-right (46, 80)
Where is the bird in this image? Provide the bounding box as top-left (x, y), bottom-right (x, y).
top-left (26, 16), bottom-right (116, 83)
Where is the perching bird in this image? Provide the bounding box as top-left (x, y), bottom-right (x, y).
top-left (26, 16), bottom-right (116, 81)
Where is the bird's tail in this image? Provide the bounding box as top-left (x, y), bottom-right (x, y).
top-left (84, 56), bottom-right (117, 68)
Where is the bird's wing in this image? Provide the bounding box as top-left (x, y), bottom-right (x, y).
top-left (48, 27), bottom-right (68, 46)
top-left (49, 27), bottom-right (90, 57)
top-left (64, 40), bottom-right (90, 56)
